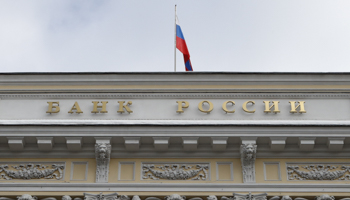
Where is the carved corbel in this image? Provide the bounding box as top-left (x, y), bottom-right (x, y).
top-left (240, 144), bottom-right (257, 183)
top-left (95, 142), bottom-right (111, 183)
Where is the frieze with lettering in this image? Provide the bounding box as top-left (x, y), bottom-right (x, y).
top-left (1, 97), bottom-right (348, 120)
top-left (46, 100), bottom-right (306, 114)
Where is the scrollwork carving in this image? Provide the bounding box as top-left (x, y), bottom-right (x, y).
top-left (240, 144), bottom-right (257, 183)
top-left (41, 198), bottom-right (56, 200)
top-left (233, 193), bottom-right (267, 200)
top-left (287, 164), bottom-right (350, 180)
top-left (84, 193), bottom-right (128, 200)
top-left (165, 195), bottom-right (186, 200)
top-left (281, 196), bottom-right (292, 200)
top-left (269, 195), bottom-right (307, 200)
top-left (142, 164), bottom-right (209, 181)
top-left (315, 195), bottom-right (335, 200)
top-left (145, 198), bottom-right (161, 200)
top-left (95, 143), bottom-right (111, 183)
top-left (62, 196), bottom-right (72, 200)
top-left (0, 163), bottom-right (64, 180)
top-left (221, 197), bottom-right (233, 200)
top-left (0, 198), bottom-right (15, 200)
top-left (17, 195), bottom-right (37, 200)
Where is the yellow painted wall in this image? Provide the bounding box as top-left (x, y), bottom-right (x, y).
top-left (255, 158), bottom-right (350, 184)
top-left (1, 158), bottom-right (350, 184)
top-left (1, 158), bottom-right (350, 196)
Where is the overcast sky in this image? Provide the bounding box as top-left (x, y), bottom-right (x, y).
top-left (1, 1), bottom-right (350, 72)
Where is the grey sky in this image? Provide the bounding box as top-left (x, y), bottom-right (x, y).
top-left (1, 0), bottom-right (350, 72)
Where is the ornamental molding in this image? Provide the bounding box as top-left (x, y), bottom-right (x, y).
top-left (0, 196), bottom-right (81, 200)
top-left (84, 193), bottom-right (129, 200)
top-left (234, 193), bottom-right (267, 200)
top-left (2, 183), bottom-right (350, 192)
top-left (1, 93), bottom-right (350, 99)
top-left (221, 193), bottom-right (267, 200)
top-left (1, 195), bottom-right (349, 200)
top-left (269, 196), bottom-right (325, 200)
top-left (240, 144), bottom-right (257, 183)
top-left (315, 195), bottom-right (335, 200)
top-left (62, 196), bottom-right (71, 200)
top-left (287, 163), bottom-right (350, 181)
top-left (165, 194), bottom-right (186, 200)
top-left (146, 195), bottom-right (203, 200)
top-left (95, 143), bottom-right (111, 183)
top-left (0, 163), bottom-right (65, 180)
top-left (207, 196), bottom-right (217, 200)
top-left (142, 163), bottom-right (209, 181)
top-left (17, 195), bottom-right (37, 200)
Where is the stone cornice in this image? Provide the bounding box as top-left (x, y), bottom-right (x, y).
top-left (1, 93), bottom-right (350, 99)
top-left (2, 119), bottom-right (350, 126)
top-left (0, 183), bottom-right (349, 193)
top-left (2, 73), bottom-right (350, 93)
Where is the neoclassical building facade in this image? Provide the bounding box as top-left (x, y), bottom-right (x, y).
top-left (0, 72), bottom-right (349, 200)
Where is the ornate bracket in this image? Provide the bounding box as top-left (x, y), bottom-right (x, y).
top-left (95, 143), bottom-right (111, 183)
top-left (240, 144), bottom-right (257, 183)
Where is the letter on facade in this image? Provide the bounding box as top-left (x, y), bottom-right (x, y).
top-left (242, 101), bottom-right (255, 113)
top-left (118, 101), bottom-right (133, 114)
top-left (263, 101), bottom-right (280, 113)
top-left (222, 101), bottom-right (235, 113)
top-left (91, 101), bottom-right (108, 113)
top-left (68, 102), bottom-right (83, 114)
top-left (289, 101), bottom-right (306, 113)
top-left (198, 100), bottom-right (214, 113)
top-left (176, 101), bottom-right (189, 113)
top-left (46, 102), bottom-right (60, 113)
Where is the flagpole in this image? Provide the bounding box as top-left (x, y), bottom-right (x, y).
top-left (174, 5), bottom-right (177, 72)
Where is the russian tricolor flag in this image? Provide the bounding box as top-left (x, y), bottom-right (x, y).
top-left (176, 16), bottom-right (193, 71)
